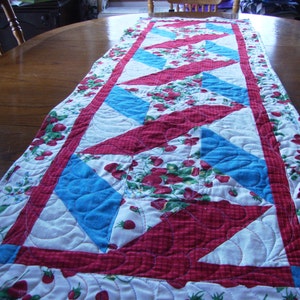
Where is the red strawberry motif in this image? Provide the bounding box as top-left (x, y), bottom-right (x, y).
top-left (183, 187), bottom-right (202, 200)
top-left (35, 155), bottom-right (45, 161)
top-left (151, 168), bottom-right (168, 175)
top-left (215, 174), bottom-right (230, 183)
top-left (183, 160), bottom-right (195, 167)
top-left (108, 243), bottom-right (118, 250)
top-left (126, 87), bottom-right (139, 92)
top-left (52, 123), bottom-right (66, 132)
top-left (191, 167), bottom-right (200, 176)
top-left (46, 140), bottom-right (57, 146)
top-left (31, 139), bottom-right (45, 147)
top-left (250, 191), bottom-right (262, 202)
top-left (228, 189), bottom-right (238, 197)
top-left (47, 116), bottom-right (58, 124)
top-left (190, 78), bottom-right (201, 85)
top-left (68, 284), bottom-right (81, 300)
top-left (204, 181), bottom-right (213, 188)
top-left (68, 291), bottom-right (77, 300)
top-left (42, 269), bottom-right (54, 284)
top-left (271, 91), bottom-right (281, 98)
top-left (118, 220), bottom-right (136, 230)
top-left (112, 170), bottom-right (126, 180)
top-left (151, 199), bottom-right (167, 210)
top-left (154, 186), bottom-right (172, 194)
top-left (7, 280), bottom-right (28, 299)
top-left (129, 160), bottom-right (138, 170)
top-left (78, 85), bottom-right (88, 91)
top-left (154, 103), bottom-right (167, 112)
top-left (150, 156), bottom-right (163, 166)
top-left (164, 89), bottom-right (181, 100)
top-left (186, 99), bottom-right (195, 105)
top-left (54, 135), bottom-right (65, 141)
top-left (292, 134), bottom-right (300, 145)
top-left (183, 133), bottom-right (192, 137)
top-left (142, 174), bottom-right (162, 186)
top-left (104, 163), bottom-right (118, 173)
top-left (95, 291), bottom-right (109, 300)
top-left (271, 111), bottom-right (281, 117)
top-left (184, 137), bottom-right (199, 146)
top-left (130, 206), bottom-right (140, 214)
top-left (165, 174), bottom-right (183, 184)
top-left (42, 151), bottom-right (53, 157)
top-left (200, 161), bottom-right (211, 170)
top-left (164, 145), bottom-right (177, 152)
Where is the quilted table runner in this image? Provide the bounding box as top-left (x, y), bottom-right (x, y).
top-left (1, 17), bottom-right (300, 299)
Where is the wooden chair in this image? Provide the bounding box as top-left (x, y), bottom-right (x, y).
top-left (0, 0), bottom-right (25, 54)
top-left (168, 0), bottom-right (222, 12)
top-left (148, 0), bottom-right (240, 14)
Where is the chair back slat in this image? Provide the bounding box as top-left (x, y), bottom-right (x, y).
top-left (168, 0), bottom-right (222, 12)
top-left (148, 0), bottom-right (240, 14)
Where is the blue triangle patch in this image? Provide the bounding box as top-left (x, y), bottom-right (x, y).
top-left (201, 127), bottom-right (274, 203)
top-left (202, 72), bottom-right (249, 106)
top-left (55, 155), bottom-right (123, 252)
top-left (105, 85), bottom-right (150, 124)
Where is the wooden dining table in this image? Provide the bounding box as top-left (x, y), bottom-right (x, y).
top-left (0, 12), bottom-right (299, 178)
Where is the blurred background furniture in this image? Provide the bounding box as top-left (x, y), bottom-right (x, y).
top-left (0, 0), bottom-right (25, 54)
top-left (240, 0), bottom-right (299, 17)
top-left (148, 0), bottom-right (240, 13)
top-left (99, 0), bottom-right (300, 19)
top-left (168, 0), bottom-right (222, 12)
top-left (0, 0), bottom-right (81, 53)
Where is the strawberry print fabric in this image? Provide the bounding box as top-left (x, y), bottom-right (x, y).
top-left (1, 17), bottom-right (300, 299)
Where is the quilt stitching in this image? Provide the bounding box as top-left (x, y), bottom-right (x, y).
top-left (1, 17), bottom-right (300, 299)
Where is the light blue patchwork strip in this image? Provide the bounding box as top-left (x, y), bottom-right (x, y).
top-left (0, 244), bottom-right (20, 264)
top-left (55, 155), bottom-right (123, 252)
top-left (202, 73), bottom-right (249, 106)
top-left (150, 27), bottom-right (177, 40)
top-left (133, 48), bottom-right (167, 70)
top-left (206, 23), bottom-right (233, 34)
top-left (201, 127), bottom-right (274, 204)
top-left (105, 85), bottom-right (150, 124)
top-left (206, 41), bottom-right (239, 61)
